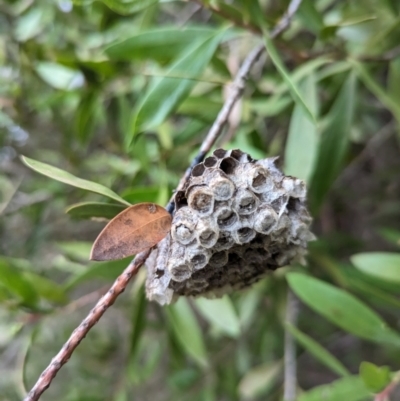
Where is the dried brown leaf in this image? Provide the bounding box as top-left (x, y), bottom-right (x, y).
top-left (90, 203), bottom-right (172, 261)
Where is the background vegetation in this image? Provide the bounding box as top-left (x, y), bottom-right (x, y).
top-left (1, 0), bottom-right (400, 400)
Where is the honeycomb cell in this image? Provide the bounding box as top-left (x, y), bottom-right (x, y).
top-left (233, 189), bottom-right (259, 215)
top-left (213, 148), bottom-right (227, 159)
top-left (208, 171), bottom-right (235, 201)
top-left (254, 206), bottom-right (278, 234)
top-left (196, 219), bottom-right (219, 248)
top-left (208, 251), bottom-right (229, 268)
top-left (171, 207), bottom-right (197, 245)
top-left (214, 230), bottom-right (235, 251)
top-left (233, 227), bottom-right (256, 244)
top-left (174, 190), bottom-right (188, 211)
top-left (187, 186), bottom-right (214, 215)
top-left (204, 156), bottom-right (218, 167)
top-left (166, 242), bottom-right (192, 281)
top-left (247, 165), bottom-right (271, 193)
top-left (219, 157), bottom-right (238, 175)
top-left (191, 163), bottom-right (205, 177)
top-left (215, 206), bottom-right (238, 229)
top-left (187, 247), bottom-right (210, 270)
top-left (168, 261), bottom-right (193, 282)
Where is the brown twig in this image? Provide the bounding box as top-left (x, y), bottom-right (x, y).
top-left (283, 289), bottom-right (299, 401)
top-left (24, 1), bottom-right (303, 399)
top-left (23, 249), bottom-right (150, 401)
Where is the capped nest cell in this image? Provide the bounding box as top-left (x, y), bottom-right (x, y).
top-left (146, 149), bottom-right (314, 305)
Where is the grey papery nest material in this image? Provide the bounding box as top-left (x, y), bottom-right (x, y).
top-left (146, 149), bottom-right (314, 305)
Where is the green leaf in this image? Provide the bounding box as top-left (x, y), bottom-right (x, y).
top-left (165, 298), bottom-right (208, 367)
top-left (378, 227), bottom-right (400, 247)
top-left (298, 376), bottom-right (372, 401)
top-left (105, 27), bottom-right (216, 63)
top-left (66, 202), bottom-right (126, 220)
top-left (352, 60), bottom-right (400, 123)
top-left (359, 362), bottom-right (391, 393)
top-left (284, 73), bottom-right (319, 182)
top-left (64, 258), bottom-right (131, 290)
top-left (35, 62), bottom-right (84, 91)
top-left (262, 34), bottom-right (316, 123)
top-left (238, 361), bottom-right (282, 399)
top-left (297, 0), bottom-right (324, 35)
top-left (388, 58), bottom-right (400, 105)
top-left (23, 272), bottom-right (69, 305)
top-left (194, 295), bottom-right (241, 338)
top-left (351, 252), bottom-right (400, 283)
top-left (285, 323), bottom-right (350, 377)
top-left (0, 260), bottom-right (38, 307)
top-left (120, 187), bottom-right (160, 204)
top-left (93, 0), bottom-right (163, 15)
top-left (177, 96), bottom-right (222, 122)
top-left (129, 30), bottom-right (225, 143)
top-left (345, 273), bottom-right (400, 309)
top-left (74, 90), bottom-right (101, 144)
top-left (287, 273), bottom-right (400, 346)
top-left (14, 8), bottom-right (44, 42)
top-left (308, 72), bottom-right (356, 214)
top-left (21, 156), bottom-right (131, 206)
top-left (56, 241), bottom-right (93, 262)
top-left (129, 274), bottom-right (147, 363)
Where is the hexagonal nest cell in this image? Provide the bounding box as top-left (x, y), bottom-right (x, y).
top-left (146, 149), bottom-right (314, 305)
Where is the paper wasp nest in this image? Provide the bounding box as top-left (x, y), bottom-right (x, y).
top-left (146, 149), bottom-right (314, 305)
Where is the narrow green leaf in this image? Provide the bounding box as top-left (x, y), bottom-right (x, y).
top-left (298, 376), bottom-right (372, 401)
top-left (21, 156), bottom-right (131, 206)
top-left (297, 0), bottom-right (324, 34)
top-left (351, 252), bottom-right (400, 283)
top-left (345, 274), bottom-right (400, 309)
top-left (286, 323), bottom-right (350, 377)
top-left (0, 260), bottom-right (38, 307)
top-left (165, 298), bottom-right (208, 367)
top-left (105, 27), bottom-right (215, 63)
top-left (130, 31), bottom-right (225, 143)
top-left (23, 272), bottom-right (69, 305)
top-left (238, 361), bottom-right (282, 399)
top-left (352, 60), bottom-right (400, 123)
top-left (388, 58), bottom-right (400, 105)
top-left (120, 187), bottom-right (160, 204)
top-left (308, 72), bottom-right (356, 214)
top-left (56, 241), bottom-right (92, 262)
top-left (35, 62), bottom-right (84, 91)
top-left (284, 73), bottom-right (319, 182)
top-left (101, 0), bottom-right (165, 15)
top-left (64, 258), bottom-right (131, 290)
top-left (177, 96), bottom-right (222, 122)
top-left (287, 273), bottom-right (400, 347)
top-left (74, 90), bottom-right (100, 144)
top-left (262, 35), bottom-right (316, 123)
top-left (359, 361), bottom-right (391, 393)
top-left (129, 276), bottom-right (147, 363)
top-left (378, 227), bottom-right (400, 247)
top-left (66, 202), bottom-right (126, 220)
top-left (194, 295), bottom-right (241, 338)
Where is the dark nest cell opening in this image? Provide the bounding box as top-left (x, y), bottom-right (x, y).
top-left (219, 157), bottom-right (238, 175)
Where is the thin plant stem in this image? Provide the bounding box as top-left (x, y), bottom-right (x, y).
top-left (283, 289), bottom-right (299, 401)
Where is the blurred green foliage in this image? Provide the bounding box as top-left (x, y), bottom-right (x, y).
top-left (1, 0), bottom-right (400, 400)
